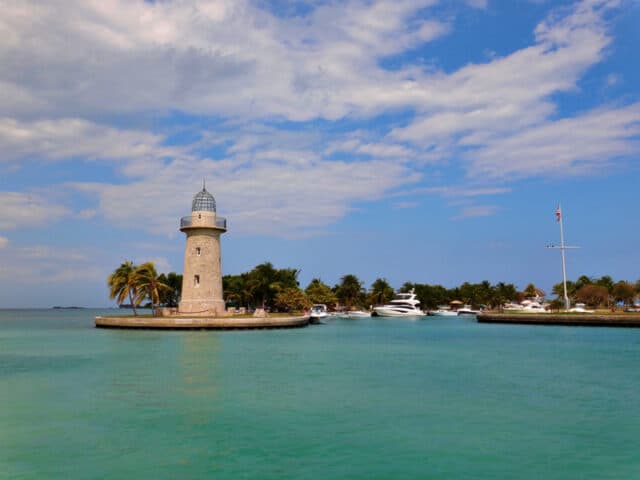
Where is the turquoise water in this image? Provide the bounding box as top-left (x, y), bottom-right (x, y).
top-left (2, 310), bottom-right (640, 479)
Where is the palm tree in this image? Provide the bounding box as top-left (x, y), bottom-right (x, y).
top-left (369, 278), bottom-right (394, 306)
top-left (134, 262), bottom-right (171, 315)
top-left (107, 261), bottom-right (139, 316)
top-left (335, 274), bottom-right (364, 309)
top-left (305, 278), bottom-right (337, 306)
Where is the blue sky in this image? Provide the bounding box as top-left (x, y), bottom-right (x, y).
top-left (0, 0), bottom-right (639, 307)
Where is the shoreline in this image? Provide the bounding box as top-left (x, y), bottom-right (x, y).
top-left (95, 315), bottom-right (310, 330)
top-left (477, 313), bottom-right (640, 328)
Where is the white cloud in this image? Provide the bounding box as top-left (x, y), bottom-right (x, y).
top-left (0, 0), bottom-right (636, 233)
top-left (465, 0), bottom-right (488, 9)
top-left (0, 236), bottom-right (8, 249)
top-left (392, 0), bottom-right (614, 144)
top-left (454, 204), bottom-right (499, 219)
top-left (425, 186), bottom-right (512, 197)
top-left (0, 192), bottom-right (70, 229)
top-left (0, 117), bottom-right (173, 168)
top-left (387, 0), bottom-right (640, 181)
top-left (464, 102), bottom-right (640, 179)
top-left (78, 209), bottom-right (97, 220)
top-left (0, 244), bottom-right (104, 284)
top-left (0, 0), bottom-right (448, 122)
top-left (72, 152), bottom-right (420, 237)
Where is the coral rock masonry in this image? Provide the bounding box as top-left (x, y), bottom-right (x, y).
top-left (178, 185), bottom-right (228, 316)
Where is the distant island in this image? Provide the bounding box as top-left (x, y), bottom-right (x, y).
top-left (52, 306), bottom-right (85, 309)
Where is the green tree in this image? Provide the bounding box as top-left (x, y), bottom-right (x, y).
top-left (476, 280), bottom-right (493, 308)
top-left (575, 275), bottom-right (593, 291)
top-left (552, 280), bottom-right (577, 301)
top-left (522, 283), bottom-right (539, 299)
top-left (305, 278), bottom-right (337, 306)
top-left (246, 262), bottom-right (279, 309)
top-left (274, 288), bottom-right (311, 312)
top-left (243, 262), bottom-right (301, 310)
top-left (335, 274), bottom-right (364, 309)
top-left (548, 298), bottom-right (564, 312)
top-left (368, 278), bottom-right (394, 306)
top-left (414, 284), bottom-right (450, 310)
top-left (134, 262), bottom-right (171, 315)
top-left (596, 275), bottom-right (614, 293)
top-left (107, 261), bottom-right (139, 316)
top-left (223, 273), bottom-right (252, 308)
top-left (596, 275), bottom-right (614, 306)
top-left (158, 272), bottom-right (182, 307)
top-left (493, 282), bottom-right (518, 309)
top-left (612, 281), bottom-right (636, 306)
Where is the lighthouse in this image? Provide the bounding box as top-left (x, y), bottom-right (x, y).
top-left (178, 184), bottom-right (227, 316)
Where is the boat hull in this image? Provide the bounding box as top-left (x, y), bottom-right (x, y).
top-left (374, 308), bottom-right (425, 317)
top-left (427, 310), bottom-right (458, 316)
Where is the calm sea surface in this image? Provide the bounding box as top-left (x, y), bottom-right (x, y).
top-left (1, 309), bottom-right (639, 479)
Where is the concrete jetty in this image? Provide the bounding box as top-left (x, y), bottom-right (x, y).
top-left (477, 313), bottom-right (640, 328)
top-left (95, 315), bottom-right (310, 330)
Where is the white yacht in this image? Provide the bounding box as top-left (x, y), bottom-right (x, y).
top-left (309, 304), bottom-right (329, 323)
top-left (373, 289), bottom-right (424, 317)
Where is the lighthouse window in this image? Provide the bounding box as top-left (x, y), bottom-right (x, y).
top-left (194, 275), bottom-right (200, 287)
top-left (196, 247), bottom-right (201, 256)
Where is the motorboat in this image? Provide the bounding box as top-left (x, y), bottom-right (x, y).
top-left (309, 304), bottom-right (329, 323)
top-left (568, 303), bottom-right (594, 313)
top-left (373, 289), bottom-right (424, 317)
top-left (427, 306), bottom-right (458, 317)
top-left (457, 305), bottom-right (480, 316)
top-left (504, 300), bottom-right (549, 313)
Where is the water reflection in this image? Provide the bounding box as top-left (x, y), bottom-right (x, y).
top-left (179, 332), bottom-right (220, 399)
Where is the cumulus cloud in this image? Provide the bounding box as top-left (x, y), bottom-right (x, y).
top-left (0, 0), bottom-right (637, 231)
top-left (387, 0), bottom-right (640, 182)
top-left (392, 0), bottom-right (614, 144)
top-left (0, 0), bottom-right (448, 121)
top-left (0, 192), bottom-right (70, 229)
top-left (464, 102), bottom-right (640, 179)
top-left (0, 244), bottom-right (103, 284)
top-left (0, 117), bottom-right (174, 168)
top-left (72, 151), bottom-right (419, 237)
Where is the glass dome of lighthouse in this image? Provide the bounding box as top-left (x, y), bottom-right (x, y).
top-left (191, 184), bottom-right (216, 212)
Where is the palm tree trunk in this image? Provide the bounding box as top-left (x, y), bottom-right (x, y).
top-left (129, 290), bottom-right (138, 316)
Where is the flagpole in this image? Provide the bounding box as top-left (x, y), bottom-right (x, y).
top-left (558, 203), bottom-right (570, 310)
top-left (547, 204), bottom-right (579, 310)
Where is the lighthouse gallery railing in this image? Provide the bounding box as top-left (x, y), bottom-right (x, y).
top-left (180, 216), bottom-right (227, 229)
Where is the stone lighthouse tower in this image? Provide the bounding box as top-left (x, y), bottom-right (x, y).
top-left (178, 184), bottom-right (227, 316)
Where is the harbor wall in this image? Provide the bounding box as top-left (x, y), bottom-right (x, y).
top-left (477, 313), bottom-right (640, 328)
top-left (96, 315), bottom-right (310, 330)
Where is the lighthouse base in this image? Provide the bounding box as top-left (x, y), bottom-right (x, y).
top-left (178, 299), bottom-right (228, 317)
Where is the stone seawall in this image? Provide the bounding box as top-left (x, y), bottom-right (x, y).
top-left (477, 313), bottom-right (640, 328)
top-left (96, 315), bottom-right (310, 330)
